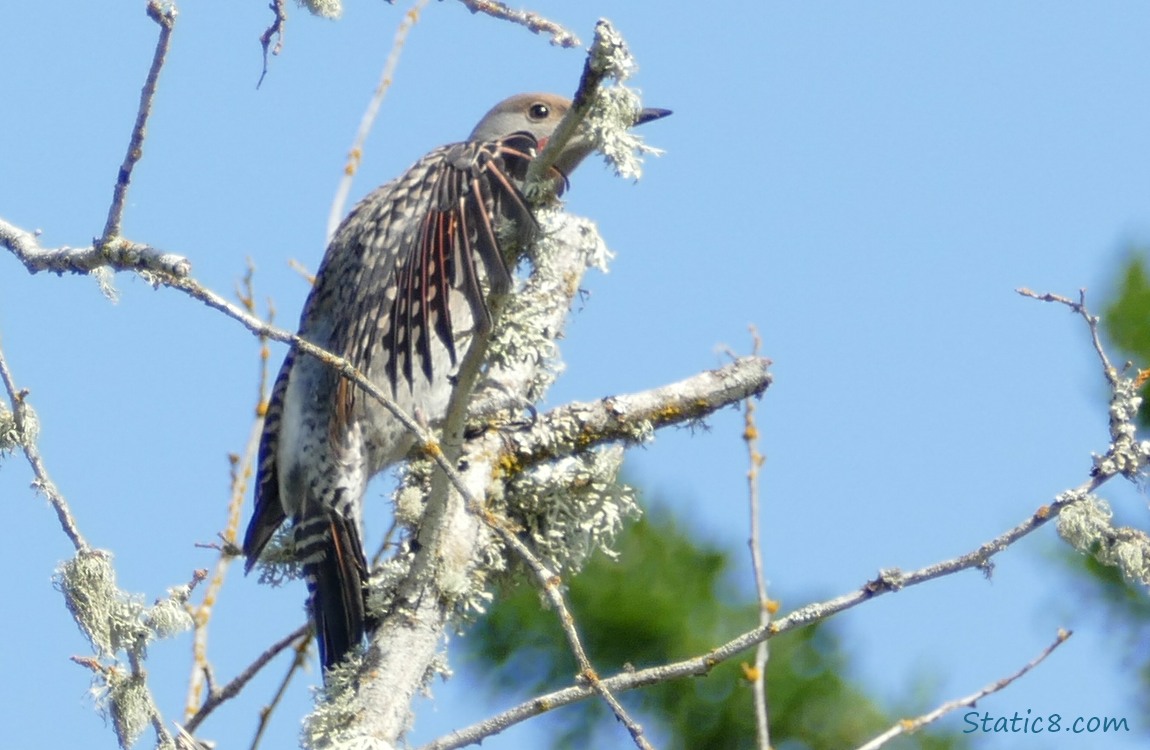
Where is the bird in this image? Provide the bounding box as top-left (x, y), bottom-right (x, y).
top-left (242, 92), bottom-right (671, 674)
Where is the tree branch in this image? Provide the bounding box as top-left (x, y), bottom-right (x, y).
top-left (103, 0), bottom-right (177, 243)
top-left (742, 327), bottom-right (771, 750)
top-left (415, 486), bottom-right (1092, 750)
top-left (855, 629), bottom-right (1072, 750)
top-left (497, 355), bottom-right (771, 474)
top-left (454, 0), bottom-right (579, 48)
top-left (184, 624), bottom-right (310, 734)
top-left (326, 0), bottom-right (430, 240)
top-left (0, 340), bottom-right (88, 551)
top-left (0, 218), bottom-right (191, 279)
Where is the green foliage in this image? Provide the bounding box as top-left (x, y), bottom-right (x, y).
top-left (1103, 251), bottom-right (1150, 427)
top-left (464, 508), bottom-right (966, 750)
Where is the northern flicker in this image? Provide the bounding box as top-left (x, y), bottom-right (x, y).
top-left (242, 92), bottom-right (670, 673)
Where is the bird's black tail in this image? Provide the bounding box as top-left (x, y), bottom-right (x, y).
top-left (296, 512), bottom-right (373, 674)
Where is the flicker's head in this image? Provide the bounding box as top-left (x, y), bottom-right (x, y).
top-left (468, 92), bottom-right (671, 178)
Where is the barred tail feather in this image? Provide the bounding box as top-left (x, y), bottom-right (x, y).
top-left (297, 513), bottom-right (373, 673)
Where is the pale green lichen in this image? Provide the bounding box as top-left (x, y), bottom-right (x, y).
top-left (580, 20), bottom-right (664, 180)
top-left (104, 669), bottom-right (154, 749)
top-left (303, 651), bottom-right (396, 750)
top-left (1094, 375), bottom-right (1150, 478)
top-left (56, 551), bottom-right (150, 656)
top-left (144, 583), bottom-right (195, 638)
top-left (0, 400), bottom-right (38, 455)
top-left (394, 458), bottom-right (435, 527)
top-left (58, 551), bottom-right (204, 748)
top-left (251, 527), bottom-right (306, 586)
top-left (93, 266), bottom-right (120, 302)
top-left (587, 19), bottom-right (638, 80)
top-left (587, 86), bottom-right (664, 181)
top-left (500, 445), bottom-right (638, 575)
top-left (1058, 494), bottom-right (1150, 588)
top-left (485, 209), bottom-right (612, 404)
top-left (0, 403), bottom-right (18, 456)
top-left (298, 0), bottom-right (342, 20)
top-left (364, 549), bottom-right (417, 620)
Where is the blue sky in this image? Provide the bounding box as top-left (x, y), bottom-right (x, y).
top-left (3, 2), bottom-right (1149, 748)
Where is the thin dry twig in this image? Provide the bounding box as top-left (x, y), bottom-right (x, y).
top-left (1017, 287), bottom-right (1115, 383)
top-left (454, 0), bottom-right (579, 47)
top-left (0, 343), bottom-right (88, 551)
top-left (1018, 287), bottom-right (1149, 481)
top-left (258, 0), bottom-right (287, 88)
top-left (102, 0), bottom-right (177, 243)
top-left (250, 631), bottom-right (313, 750)
top-left (480, 506), bottom-right (654, 749)
top-left (184, 624), bottom-right (310, 734)
top-left (183, 399), bottom-right (265, 718)
top-left (854, 629), bottom-right (1073, 750)
top-left (327, 0), bottom-right (430, 240)
top-left (742, 326), bottom-right (770, 750)
top-left (183, 266), bottom-right (273, 723)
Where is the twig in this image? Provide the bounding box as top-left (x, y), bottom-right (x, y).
top-left (1, 218), bottom-right (191, 278)
top-left (742, 326), bottom-right (770, 750)
top-left (480, 505), bottom-right (654, 749)
top-left (250, 630), bottom-right (313, 750)
top-left (183, 265), bottom-right (272, 723)
top-left (416, 485), bottom-right (1096, 750)
top-left (183, 402), bottom-right (265, 721)
top-left (524, 20), bottom-right (617, 192)
top-left (454, 0), bottom-right (579, 47)
top-left (854, 629), bottom-right (1072, 750)
top-left (1018, 287), bottom-right (1149, 480)
top-left (0, 341), bottom-right (88, 551)
top-left (1017, 287), bottom-right (1115, 383)
top-left (257, 0), bottom-right (287, 88)
top-left (497, 356), bottom-right (772, 471)
top-left (102, 0), bottom-right (177, 243)
top-left (184, 624), bottom-right (310, 734)
top-left (327, 0), bottom-right (430, 240)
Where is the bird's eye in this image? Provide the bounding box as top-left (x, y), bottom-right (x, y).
top-left (528, 102), bottom-right (550, 121)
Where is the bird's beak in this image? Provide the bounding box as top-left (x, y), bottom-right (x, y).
top-left (634, 107), bottom-right (673, 126)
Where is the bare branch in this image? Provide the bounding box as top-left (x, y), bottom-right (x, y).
top-left (1017, 287), bottom-right (1116, 384)
top-left (103, 0), bottom-right (177, 243)
top-left (417, 486), bottom-right (1095, 750)
top-left (0, 340), bottom-right (88, 551)
top-left (455, 0), bottom-right (579, 47)
top-left (183, 406), bottom-right (265, 722)
top-left (497, 355), bottom-right (772, 472)
top-left (1020, 288), bottom-right (1150, 481)
top-left (183, 265), bottom-right (274, 724)
top-left (327, 0), bottom-right (431, 240)
top-left (1, 218), bottom-right (191, 278)
top-left (480, 470), bottom-right (654, 749)
top-left (855, 629), bottom-right (1072, 750)
top-left (251, 632), bottom-right (314, 750)
top-left (742, 326), bottom-right (771, 750)
top-left (184, 624), bottom-right (310, 734)
top-left (258, 0), bottom-right (287, 88)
